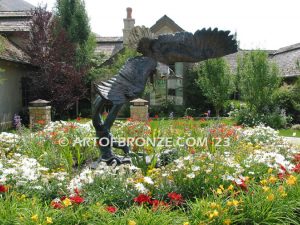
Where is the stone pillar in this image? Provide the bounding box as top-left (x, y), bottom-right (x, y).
top-left (130, 98), bottom-right (148, 121)
top-left (123, 7), bottom-right (135, 45)
top-left (28, 99), bottom-right (51, 128)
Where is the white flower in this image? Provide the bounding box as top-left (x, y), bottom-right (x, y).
top-left (134, 183), bottom-right (148, 193)
top-left (192, 165), bottom-right (200, 172)
top-left (186, 172), bottom-right (195, 179)
top-left (143, 176), bottom-right (154, 185)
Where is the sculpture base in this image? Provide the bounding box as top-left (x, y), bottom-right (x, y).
top-left (90, 155), bottom-right (132, 169)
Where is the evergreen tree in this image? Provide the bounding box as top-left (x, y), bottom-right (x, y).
top-left (55, 0), bottom-right (95, 68)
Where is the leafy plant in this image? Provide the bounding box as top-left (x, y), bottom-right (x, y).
top-left (195, 58), bottom-right (234, 117)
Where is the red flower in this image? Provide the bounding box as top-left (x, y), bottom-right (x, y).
top-left (278, 172), bottom-right (285, 180)
top-left (167, 192), bottom-right (183, 205)
top-left (151, 199), bottom-right (169, 210)
top-left (154, 115), bottom-right (159, 119)
top-left (74, 188), bottom-right (80, 195)
top-left (134, 194), bottom-right (152, 205)
top-left (292, 163), bottom-right (300, 173)
top-left (0, 185), bottom-right (8, 193)
top-left (279, 164), bottom-right (288, 173)
top-left (106, 206), bottom-right (117, 213)
top-left (278, 164), bottom-right (290, 179)
top-left (168, 192), bottom-right (182, 201)
top-left (234, 179), bottom-right (248, 192)
top-left (293, 153), bottom-right (300, 163)
top-left (51, 201), bottom-right (64, 209)
top-left (76, 117), bottom-right (81, 122)
top-left (69, 195), bottom-right (84, 204)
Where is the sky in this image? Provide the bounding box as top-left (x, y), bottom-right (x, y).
top-left (25, 0), bottom-right (300, 50)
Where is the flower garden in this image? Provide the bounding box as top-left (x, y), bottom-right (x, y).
top-left (0, 118), bottom-right (300, 225)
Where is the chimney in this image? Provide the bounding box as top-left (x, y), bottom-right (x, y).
top-left (123, 7), bottom-right (135, 45)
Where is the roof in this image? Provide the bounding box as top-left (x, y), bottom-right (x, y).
top-left (224, 45), bottom-right (300, 78)
top-left (0, 0), bottom-right (34, 11)
top-left (96, 36), bottom-right (123, 43)
top-left (150, 15), bottom-right (184, 34)
top-left (95, 36), bottom-right (124, 58)
top-left (96, 15), bottom-right (184, 60)
top-left (271, 43), bottom-right (300, 77)
top-left (0, 35), bottom-right (30, 64)
top-left (0, 11), bottom-right (32, 32)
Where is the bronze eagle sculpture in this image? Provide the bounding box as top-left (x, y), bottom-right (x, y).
top-left (92, 27), bottom-right (238, 165)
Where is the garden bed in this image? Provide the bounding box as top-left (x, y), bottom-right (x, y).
top-left (0, 119), bottom-right (299, 224)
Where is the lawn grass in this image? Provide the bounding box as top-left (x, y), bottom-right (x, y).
top-left (278, 129), bottom-right (300, 137)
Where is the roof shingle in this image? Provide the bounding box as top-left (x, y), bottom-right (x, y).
top-left (0, 0), bottom-right (34, 11)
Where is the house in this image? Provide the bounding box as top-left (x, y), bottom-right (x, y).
top-left (224, 45), bottom-right (300, 79)
top-left (0, 0), bottom-right (34, 129)
top-left (95, 8), bottom-right (185, 106)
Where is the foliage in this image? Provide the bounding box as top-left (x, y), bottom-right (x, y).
top-left (195, 58), bottom-right (234, 117)
top-left (89, 48), bottom-right (140, 82)
top-left (273, 83), bottom-right (300, 123)
top-left (26, 6), bottom-right (87, 116)
top-left (149, 100), bottom-right (185, 117)
top-left (183, 68), bottom-right (212, 115)
top-left (55, 0), bottom-right (95, 68)
top-left (237, 50), bottom-right (282, 112)
top-left (230, 104), bottom-right (292, 128)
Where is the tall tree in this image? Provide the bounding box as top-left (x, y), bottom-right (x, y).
top-left (237, 50), bottom-right (281, 112)
top-left (55, 0), bottom-right (95, 69)
top-left (26, 6), bottom-right (87, 116)
top-left (196, 58), bottom-right (234, 117)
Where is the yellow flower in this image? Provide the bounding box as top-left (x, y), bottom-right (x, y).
top-left (31, 214), bottom-right (38, 222)
top-left (63, 198), bottom-right (72, 207)
top-left (46, 217), bottom-right (53, 224)
top-left (260, 179), bottom-right (268, 186)
top-left (128, 220), bottom-right (137, 225)
top-left (209, 210), bottom-right (219, 219)
top-left (281, 192), bottom-right (287, 197)
top-left (278, 185), bottom-right (284, 193)
top-left (227, 201), bottom-right (233, 207)
top-left (262, 186), bottom-right (270, 192)
top-left (183, 222), bottom-right (189, 225)
top-left (227, 184), bottom-right (234, 191)
top-left (286, 175), bottom-right (297, 186)
top-left (210, 202), bottom-right (219, 209)
top-left (216, 188), bottom-right (223, 194)
top-left (232, 199), bottom-right (239, 207)
top-left (268, 176), bottom-right (277, 184)
top-left (19, 194), bottom-right (26, 200)
top-left (224, 219), bottom-right (232, 225)
top-left (267, 193), bottom-right (275, 201)
top-left (268, 168), bottom-right (273, 174)
top-left (219, 185), bottom-right (225, 191)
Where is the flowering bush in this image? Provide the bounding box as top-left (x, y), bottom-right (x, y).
top-left (0, 119), bottom-right (299, 224)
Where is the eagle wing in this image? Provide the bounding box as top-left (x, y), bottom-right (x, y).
top-left (94, 56), bottom-right (157, 104)
top-left (137, 28), bottom-right (238, 64)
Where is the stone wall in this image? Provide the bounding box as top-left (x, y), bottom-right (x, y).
top-left (28, 106), bottom-right (51, 128)
top-left (130, 105), bottom-right (148, 121)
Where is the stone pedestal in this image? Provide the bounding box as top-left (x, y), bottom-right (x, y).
top-left (28, 99), bottom-right (51, 128)
top-left (130, 98), bottom-right (148, 121)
